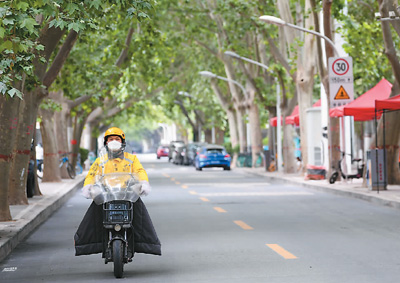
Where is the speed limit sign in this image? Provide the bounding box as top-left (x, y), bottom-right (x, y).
top-left (328, 57), bottom-right (354, 108)
top-left (332, 58), bottom-right (350, 76)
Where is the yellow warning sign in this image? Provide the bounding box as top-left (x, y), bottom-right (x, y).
top-left (334, 85), bottom-right (350, 100)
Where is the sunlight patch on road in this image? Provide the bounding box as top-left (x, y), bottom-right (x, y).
top-left (199, 197), bottom-right (210, 202)
top-left (234, 220), bottom-right (253, 230)
top-left (181, 185), bottom-right (188, 189)
top-left (266, 244), bottom-right (297, 259)
top-left (189, 191), bottom-right (197, 195)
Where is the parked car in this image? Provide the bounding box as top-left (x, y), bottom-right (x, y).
top-left (156, 145), bottom-right (169, 159)
top-left (183, 142), bottom-right (207, 166)
top-left (168, 140), bottom-right (185, 162)
top-left (172, 144), bottom-right (186, 165)
top-left (194, 144), bottom-right (231, 171)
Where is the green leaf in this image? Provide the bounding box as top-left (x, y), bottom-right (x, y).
top-left (16, 2), bottom-right (30, 11)
top-left (0, 27), bottom-right (4, 38)
top-left (3, 18), bottom-right (14, 25)
top-left (20, 18), bottom-right (38, 33)
top-left (68, 22), bottom-right (84, 33)
top-left (66, 3), bottom-right (80, 14)
top-left (7, 87), bottom-right (23, 99)
top-left (35, 44), bottom-right (45, 51)
top-left (0, 82), bottom-right (7, 95)
top-left (89, 0), bottom-right (102, 9)
top-left (0, 40), bottom-right (13, 52)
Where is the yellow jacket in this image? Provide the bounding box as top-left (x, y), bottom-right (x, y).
top-left (84, 152), bottom-right (149, 186)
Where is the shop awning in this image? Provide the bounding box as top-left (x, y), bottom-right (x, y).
top-left (329, 78), bottom-right (392, 121)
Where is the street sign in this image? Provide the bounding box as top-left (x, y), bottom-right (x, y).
top-left (328, 57), bottom-right (354, 108)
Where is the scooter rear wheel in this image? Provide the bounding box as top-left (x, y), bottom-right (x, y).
top-left (113, 239), bottom-right (124, 278)
top-left (329, 172), bottom-right (339, 184)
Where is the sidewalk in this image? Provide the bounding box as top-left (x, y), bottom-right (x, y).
top-left (0, 174), bottom-right (85, 262)
top-left (239, 167), bottom-right (400, 210)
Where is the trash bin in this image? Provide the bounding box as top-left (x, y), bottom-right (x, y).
top-left (368, 149), bottom-right (387, 191)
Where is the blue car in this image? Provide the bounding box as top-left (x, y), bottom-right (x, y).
top-left (195, 145), bottom-right (231, 171)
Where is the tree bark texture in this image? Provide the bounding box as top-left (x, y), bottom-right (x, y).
top-left (39, 108), bottom-right (62, 182)
top-left (376, 0), bottom-right (400, 184)
top-left (0, 95), bottom-right (21, 221)
top-left (248, 103), bottom-right (263, 167)
top-left (8, 90), bottom-right (40, 205)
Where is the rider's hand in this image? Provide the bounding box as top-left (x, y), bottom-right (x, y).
top-left (82, 184), bottom-right (93, 199)
top-left (140, 181), bottom-right (151, 196)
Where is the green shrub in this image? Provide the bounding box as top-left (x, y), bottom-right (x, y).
top-left (79, 148), bottom-right (89, 163)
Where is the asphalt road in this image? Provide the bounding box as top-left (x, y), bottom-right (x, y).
top-left (1, 154), bottom-right (400, 282)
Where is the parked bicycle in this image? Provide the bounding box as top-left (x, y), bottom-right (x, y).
top-left (60, 153), bottom-right (76, 179)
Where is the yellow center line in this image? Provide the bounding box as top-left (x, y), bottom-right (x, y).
top-left (171, 177), bottom-right (175, 181)
top-left (214, 207), bottom-right (227, 213)
top-left (181, 185), bottom-right (188, 189)
top-left (175, 181), bottom-right (181, 185)
top-left (189, 191), bottom-right (197, 195)
top-left (199, 197), bottom-right (210, 202)
top-left (266, 244), bottom-right (297, 259)
top-left (162, 173), bottom-right (170, 178)
top-left (234, 220), bottom-right (253, 230)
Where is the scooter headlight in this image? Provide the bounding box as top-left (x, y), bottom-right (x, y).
top-left (114, 224), bottom-right (122, 231)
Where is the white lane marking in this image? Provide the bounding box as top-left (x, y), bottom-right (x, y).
top-left (2, 267), bottom-right (17, 272)
top-left (199, 192), bottom-right (313, 197)
top-left (182, 182), bottom-right (270, 187)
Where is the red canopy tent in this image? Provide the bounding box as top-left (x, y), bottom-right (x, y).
top-left (287, 100), bottom-right (321, 126)
top-left (270, 99), bottom-right (321, 127)
top-left (329, 78), bottom-right (392, 121)
top-left (375, 94), bottom-right (400, 111)
top-left (373, 94), bottom-right (400, 191)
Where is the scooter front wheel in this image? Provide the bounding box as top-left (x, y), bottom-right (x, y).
top-left (329, 172), bottom-right (339, 184)
top-left (113, 239), bottom-right (124, 278)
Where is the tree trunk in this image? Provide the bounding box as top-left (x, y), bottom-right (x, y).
top-left (248, 103), bottom-right (263, 167)
top-left (39, 108), bottom-right (62, 182)
top-left (282, 123), bottom-right (297, 173)
top-left (379, 112), bottom-right (400, 184)
top-left (8, 90), bottom-right (40, 205)
top-left (0, 95), bottom-right (21, 221)
top-left (236, 107), bottom-right (247, 153)
top-left (322, 0), bottom-right (341, 178)
top-left (71, 115), bottom-right (87, 167)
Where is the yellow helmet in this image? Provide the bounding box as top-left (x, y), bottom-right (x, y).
top-left (104, 127), bottom-right (125, 145)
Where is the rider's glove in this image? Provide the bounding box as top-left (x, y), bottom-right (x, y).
top-left (140, 180), bottom-right (151, 196)
top-left (81, 184), bottom-right (93, 199)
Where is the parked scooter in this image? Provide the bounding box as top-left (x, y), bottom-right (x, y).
top-left (329, 151), bottom-right (364, 184)
top-left (87, 171), bottom-right (142, 278)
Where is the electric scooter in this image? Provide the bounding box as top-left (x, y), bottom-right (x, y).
top-left (329, 151), bottom-right (364, 184)
top-left (88, 172), bottom-right (142, 278)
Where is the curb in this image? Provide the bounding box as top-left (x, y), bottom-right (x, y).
top-left (0, 179), bottom-right (84, 263)
top-left (241, 169), bottom-right (400, 210)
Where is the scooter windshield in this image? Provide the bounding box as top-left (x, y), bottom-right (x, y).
top-left (89, 172), bottom-right (141, 205)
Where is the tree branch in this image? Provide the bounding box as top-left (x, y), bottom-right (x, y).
top-left (115, 26), bottom-right (135, 67)
top-left (43, 30), bottom-right (79, 87)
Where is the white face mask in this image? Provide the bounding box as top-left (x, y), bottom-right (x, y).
top-left (107, 140), bottom-right (122, 152)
